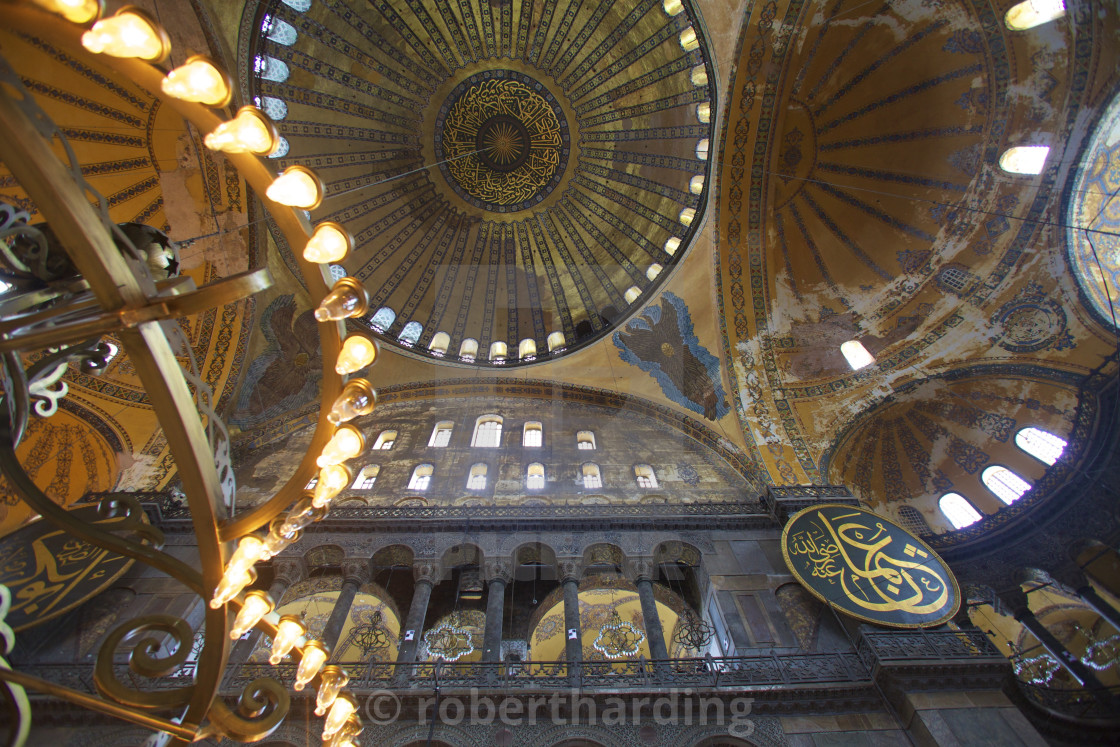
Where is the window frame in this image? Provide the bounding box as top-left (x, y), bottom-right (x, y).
top-left (407, 464), bottom-right (433, 491)
top-left (471, 415), bottom-right (503, 448)
top-left (939, 492), bottom-right (983, 529)
top-left (523, 422), bottom-right (543, 448)
top-left (981, 465), bottom-right (1032, 505)
top-left (428, 421), bottom-right (454, 448)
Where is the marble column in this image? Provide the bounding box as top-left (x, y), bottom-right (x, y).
top-left (396, 562), bottom-right (438, 666)
top-left (1069, 569), bottom-right (1120, 632)
top-left (560, 560), bottom-right (583, 667)
top-left (482, 561), bottom-right (511, 663)
top-left (630, 559), bottom-right (669, 662)
top-left (322, 559), bottom-right (367, 657)
top-left (232, 557), bottom-right (304, 662)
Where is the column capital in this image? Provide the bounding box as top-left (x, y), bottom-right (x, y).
top-left (558, 558), bottom-right (583, 584)
top-left (340, 558), bottom-right (369, 587)
top-left (413, 560), bottom-right (440, 585)
top-left (484, 559), bottom-right (512, 585)
top-left (625, 557), bottom-right (657, 583)
top-left (270, 557), bottom-right (307, 587)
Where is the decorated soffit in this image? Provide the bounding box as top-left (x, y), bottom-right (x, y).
top-left (716, 0), bottom-right (1119, 486)
top-left (240, 0), bottom-right (718, 366)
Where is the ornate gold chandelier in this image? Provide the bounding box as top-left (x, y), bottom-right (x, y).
top-left (0, 2), bottom-right (385, 744)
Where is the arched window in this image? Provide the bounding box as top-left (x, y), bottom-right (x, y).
top-left (373, 430), bottom-right (396, 450)
top-left (840, 340), bottom-right (874, 370)
top-left (646, 263), bottom-right (663, 281)
top-left (663, 0), bottom-right (684, 16)
top-left (1015, 426), bottom-right (1067, 466)
top-left (428, 331), bottom-right (450, 356)
top-left (428, 421), bottom-right (453, 447)
top-left (696, 102), bottom-right (711, 124)
top-left (489, 341), bottom-right (507, 363)
top-left (897, 505), bottom-right (932, 536)
top-left (471, 416), bottom-right (502, 447)
top-left (254, 55), bottom-right (289, 83)
top-left (624, 286), bottom-right (641, 304)
top-left (526, 463), bottom-right (545, 490)
top-left (523, 422), bottom-right (543, 447)
top-left (305, 475), bottom-right (318, 489)
top-left (255, 95), bottom-right (287, 121)
top-left (352, 465), bottom-right (379, 489)
top-left (582, 463), bottom-right (602, 489)
top-left (398, 321), bottom-right (423, 346)
top-left (690, 65), bottom-right (707, 87)
top-left (940, 493), bottom-right (982, 529)
top-left (262, 16), bottom-right (298, 45)
top-left (408, 464), bottom-right (433, 491)
top-left (547, 331), bottom-right (566, 353)
top-left (679, 207), bottom-right (695, 226)
top-left (999, 145), bottom-right (1049, 175)
top-left (267, 137), bottom-right (289, 159)
top-left (280, 0), bottom-right (311, 10)
top-left (518, 338), bottom-right (537, 360)
top-left (695, 139), bottom-right (709, 160)
top-left (689, 175), bottom-right (704, 194)
top-left (459, 337), bottom-right (478, 361)
top-left (634, 464), bottom-right (658, 488)
top-left (982, 465), bottom-right (1031, 504)
top-left (577, 431), bottom-right (596, 450)
top-left (370, 307), bottom-right (395, 332)
top-left (466, 463), bottom-right (487, 490)
top-left (679, 27), bottom-right (699, 51)
top-left (664, 237), bottom-right (681, 256)
top-left (1005, 0), bottom-right (1065, 30)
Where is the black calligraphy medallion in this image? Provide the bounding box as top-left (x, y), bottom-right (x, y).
top-left (435, 70), bottom-right (569, 212)
top-left (0, 504), bottom-right (136, 631)
top-left (781, 504), bottom-right (960, 628)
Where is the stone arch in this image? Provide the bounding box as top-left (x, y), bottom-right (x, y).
top-left (511, 541), bottom-right (559, 579)
top-left (372, 544), bottom-right (415, 571)
top-left (441, 542), bottom-right (485, 573)
top-left (582, 542), bottom-right (626, 573)
top-left (303, 544), bottom-right (345, 568)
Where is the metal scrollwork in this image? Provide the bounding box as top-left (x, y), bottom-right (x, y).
top-left (93, 615), bottom-right (196, 709)
top-left (203, 677), bottom-right (290, 743)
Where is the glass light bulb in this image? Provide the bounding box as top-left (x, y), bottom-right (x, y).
top-left (210, 566), bottom-right (255, 609)
top-left (312, 464), bottom-right (351, 507)
top-left (294, 641), bottom-right (329, 691)
top-left (269, 616), bottom-right (306, 664)
top-left (335, 336), bottom-right (377, 375)
top-left (315, 666), bottom-right (351, 717)
top-left (267, 166), bottom-right (324, 209)
top-left (226, 535), bottom-right (266, 576)
top-left (321, 692), bottom-right (358, 735)
top-left (315, 278), bottom-right (369, 322)
top-left (33, 0), bottom-right (101, 24)
top-left (304, 223), bottom-right (352, 263)
top-left (205, 106), bottom-right (278, 155)
top-left (81, 8), bottom-right (168, 61)
top-left (161, 56), bottom-right (231, 107)
top-left (230, 591), bottom-right (273, 639)
top-left (279, 496), bottom-right (316, 536)
top-left (317, 426), bottom-right (364, 468)
top-left (262, 525), bottom-right (296, 558)
top-left (327, 379), bottom-right (376, 425)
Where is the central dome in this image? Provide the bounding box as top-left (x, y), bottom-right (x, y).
top-left (436, 71), bottom-right (568, 212)
top-left (248, 0), bottom-right (717, 365)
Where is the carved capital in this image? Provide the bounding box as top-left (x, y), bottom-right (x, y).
top-left (340, 558), bottom-right (369, 587)
top-left (484, 560), bottom-right (512, 585)
top-left (270, 557), bottom-right (306, 588)
top-left (413, 561), bottom-right (440, 585)
top-left (625, 557), bottom-right (656, 583)
top-left (558, 559), bottom-right (583, 584)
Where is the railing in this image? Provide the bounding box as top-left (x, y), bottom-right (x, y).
top-left (857, 629), bottom-right (1004, 663)
top-left (219, 652), bottom-right (871, 693)
top-left (1015, 680), bottom-right (1120, 724)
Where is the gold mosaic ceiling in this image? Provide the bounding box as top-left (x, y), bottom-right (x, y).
top-left (245, 0), bottom-right (717, 365)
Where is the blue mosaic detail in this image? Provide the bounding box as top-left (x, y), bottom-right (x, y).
top-left (614, 292), bottom-right (730, 420)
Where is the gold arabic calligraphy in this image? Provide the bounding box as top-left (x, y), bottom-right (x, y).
top-left (442, 78), bottom-right (563, 207)
top-left (787, 510), bottom-right (948, 617)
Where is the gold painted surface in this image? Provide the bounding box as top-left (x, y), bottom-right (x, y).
top-left (781, 504), bottom-right (959, 628)
top-left (442, 78), bottom-right (562, 207)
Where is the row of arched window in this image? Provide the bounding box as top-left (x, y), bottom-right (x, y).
top-left (937, 426), bottom-right (1067, 530)
top-left (369, 417), bottom-right (597, 451)
top-left (308, 461), bottom-right (659, 493)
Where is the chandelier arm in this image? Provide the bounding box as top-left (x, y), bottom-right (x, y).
top-left (0, 5), bottom-right (344, 542)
